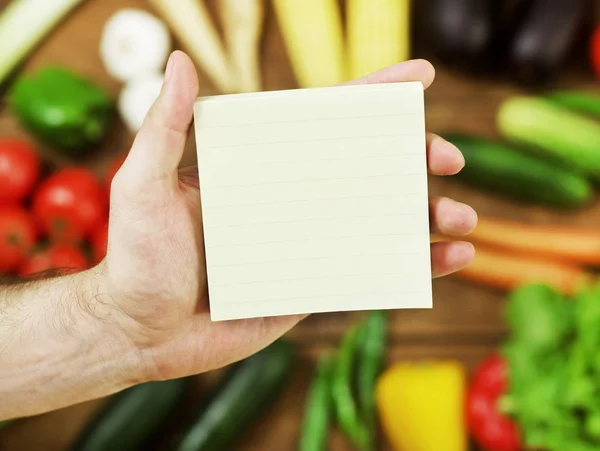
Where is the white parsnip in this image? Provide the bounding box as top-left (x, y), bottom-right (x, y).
top-left (220, 0), bottom-right (264, 93)
top-left (148, 0), bottom-right (238, 93)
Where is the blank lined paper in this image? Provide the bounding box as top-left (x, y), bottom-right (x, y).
top-left (194, 82), bottom-right (432, 321)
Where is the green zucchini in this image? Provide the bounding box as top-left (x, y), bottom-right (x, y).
top-left (497, 97), bottom-right (600, 179)
top-left (70, 378), bottom-right (188, 451)
top-left (173, 339), bottom-right (294, 451)
top-left (445, 133), bottom-right (593, 208)
top-left (546, 91), bottom-right (600, 118)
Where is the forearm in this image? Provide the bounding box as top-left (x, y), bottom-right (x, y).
top-left (0, 269), bottom-right (143, 420)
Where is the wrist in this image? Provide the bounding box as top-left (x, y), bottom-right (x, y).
top-left (0, 267), bottom-right (146, 419)
top-left (74, 264), bottom-right (150, 386)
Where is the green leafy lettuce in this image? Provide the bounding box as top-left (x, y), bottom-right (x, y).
top-left (502, 282), bottom-right (600, 450)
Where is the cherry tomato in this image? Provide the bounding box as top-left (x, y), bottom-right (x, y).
top-left (104, 154), bottom-right (126, 195)
top-left (0, 206), bottom-right (37, 273)
top-left (592, 26), bottom-right (600, 78)
top-left (18, 243), bottom-right (89, 277)
top-left (90, 220), bottom-right (109, 264)
top-left (32, 168), bottom-right (108, 241)
top-left (0, 139), bottom-right (40, 203)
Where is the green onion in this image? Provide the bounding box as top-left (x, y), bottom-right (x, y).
top-left (0, 0), bottom-right (88, 85)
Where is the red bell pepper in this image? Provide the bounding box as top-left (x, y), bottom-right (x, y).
top-left (592, 25), bottom-right (600, 78)
top-left (466, 353), bottom-right (522, 451)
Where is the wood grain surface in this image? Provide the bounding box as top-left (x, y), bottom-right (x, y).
top-left (0, 0), bottom-right (597, 450)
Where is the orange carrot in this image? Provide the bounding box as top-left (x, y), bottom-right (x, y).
top-left (430, 234), bottom-right (448, 243)
top-left (467, 216), bottom-right (600, 266)
top-left (455, 245), bottom-right (593, 295)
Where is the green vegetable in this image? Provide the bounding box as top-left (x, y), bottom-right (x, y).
top-left (9, 67), bottom-right (113, 154)
top-left (332, 326), bottom-right (371, 451)
top-left (502, 282), bottom-right (600, 450)
top-left (497, 97), bottom-right (600, 179)
top-left (547, 91), bottom-right (600, 118)
top-left (445, 133), bottom-right (593, 208)
top-left (0, 0), bottom-right (87, 87)
top-left (173, 339), bottom-right (294, 451)
top-left (357, 310), bottom-right (388, 435)
top-left (70, 378), bottom-right (188, 451)
top-left (504, 284), bottom-right (573, 355)
top-left (299, 353), bottom-right (335, 451)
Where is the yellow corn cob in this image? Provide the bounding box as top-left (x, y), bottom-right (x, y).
top-left (347, 0), bottom-right (411, 79)
top-left (272, 0), bottom-right (346, 88)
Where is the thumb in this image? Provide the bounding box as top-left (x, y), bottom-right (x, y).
top-left (120, 51), bottom-right (199, 189)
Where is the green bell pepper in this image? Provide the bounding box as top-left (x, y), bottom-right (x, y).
top-left (9, 66), bottom-right (113, 154)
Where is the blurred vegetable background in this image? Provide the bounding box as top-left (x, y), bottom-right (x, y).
top-left (0, 0), bottom-right (598, 450)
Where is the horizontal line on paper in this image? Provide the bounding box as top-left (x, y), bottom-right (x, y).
top-left (204, 152), bottom-right (424, 169)
top-left (203, 212), bottom-right (422, 229)
top-left (200, 132), bottom-right (422, 150)
top-left (217, 289), bottom-right (425, 305)
top-left (209, 270), bottom-right (420, 287)
top-left (203, 192), bottom-right (422, 210)
top-left (199, 112), bottom-right (419, 129)
top-left (201, 172), bottom-right (424, 189)
top-left (205, 232), bottom-right (425, 248)
top-left (208, 251), bottom-right (426, 268)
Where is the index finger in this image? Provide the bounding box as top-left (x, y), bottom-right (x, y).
top-left (338, 59), bottom-right (436, 89)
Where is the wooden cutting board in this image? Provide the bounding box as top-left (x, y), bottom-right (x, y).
top-left (0, 0), bottom-right (597, 450)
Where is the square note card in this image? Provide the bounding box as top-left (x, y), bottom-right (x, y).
top-left (194, 82), bottom-right (432, 321)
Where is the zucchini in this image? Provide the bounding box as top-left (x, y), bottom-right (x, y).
top-left (547, 91), bottom-right (600, 118)
top-left (445, 133), bottom-right (593, 208)
top-left (497, 97), bottom-right (600, 179)
top-left (173, 339), bottom-right (294, 451)
top-left (70, 378), bottom-right (188, 451)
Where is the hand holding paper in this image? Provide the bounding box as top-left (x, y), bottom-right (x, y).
top-left (104, 51), bottom-right (477, 379)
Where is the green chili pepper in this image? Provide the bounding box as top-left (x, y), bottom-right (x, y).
top-left (332, 325), bottom-right (372, 451)
top-left (299, 353), bottom-right (335, 451)
top-left (357, 310), bottom-right (388, 434)
top-left (9, 66), bottom-right (113, 154)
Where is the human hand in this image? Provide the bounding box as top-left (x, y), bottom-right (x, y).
top-left (98, 51), bottom-right (477, 383)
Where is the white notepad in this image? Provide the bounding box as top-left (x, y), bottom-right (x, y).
top-left (194, 82), bottom-right (432, 321)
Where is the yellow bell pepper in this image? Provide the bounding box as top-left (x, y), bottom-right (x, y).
top-left (375, 360), bottom-right (467, 451)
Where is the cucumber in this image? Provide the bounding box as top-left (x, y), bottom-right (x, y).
top-left (173, 339), bottom-right (294, 451)
top-left (497, 97), bottom-right (600, 179)
top-left (445, 133), bottom-right (593, 208)
top-left (546, 91), bottom-right (600, 118)
top-left (70, 378), bottom-right (188, 451)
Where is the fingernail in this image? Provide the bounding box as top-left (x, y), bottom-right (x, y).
top-left (165, 53), bottom-right (175, 82)
top-left (454, 146), bottom-right (466, 169)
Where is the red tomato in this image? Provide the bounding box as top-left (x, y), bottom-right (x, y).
top-left (466, 354), bottom-right (521, 451)
top-left (0, 139), bottom-right (40, 203)
top-left (32, 168), bottom-right (108, 241)
top-left (104, 154), bottom-right (126, 195)
top-left (18, 243), bottom-right (89, 277)
top-left (90, 220), bottom-right (109, 264)
top-left (592, 26), bottom-right (600, 78)
top-left (0, 206), bottom-right (37, 273)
